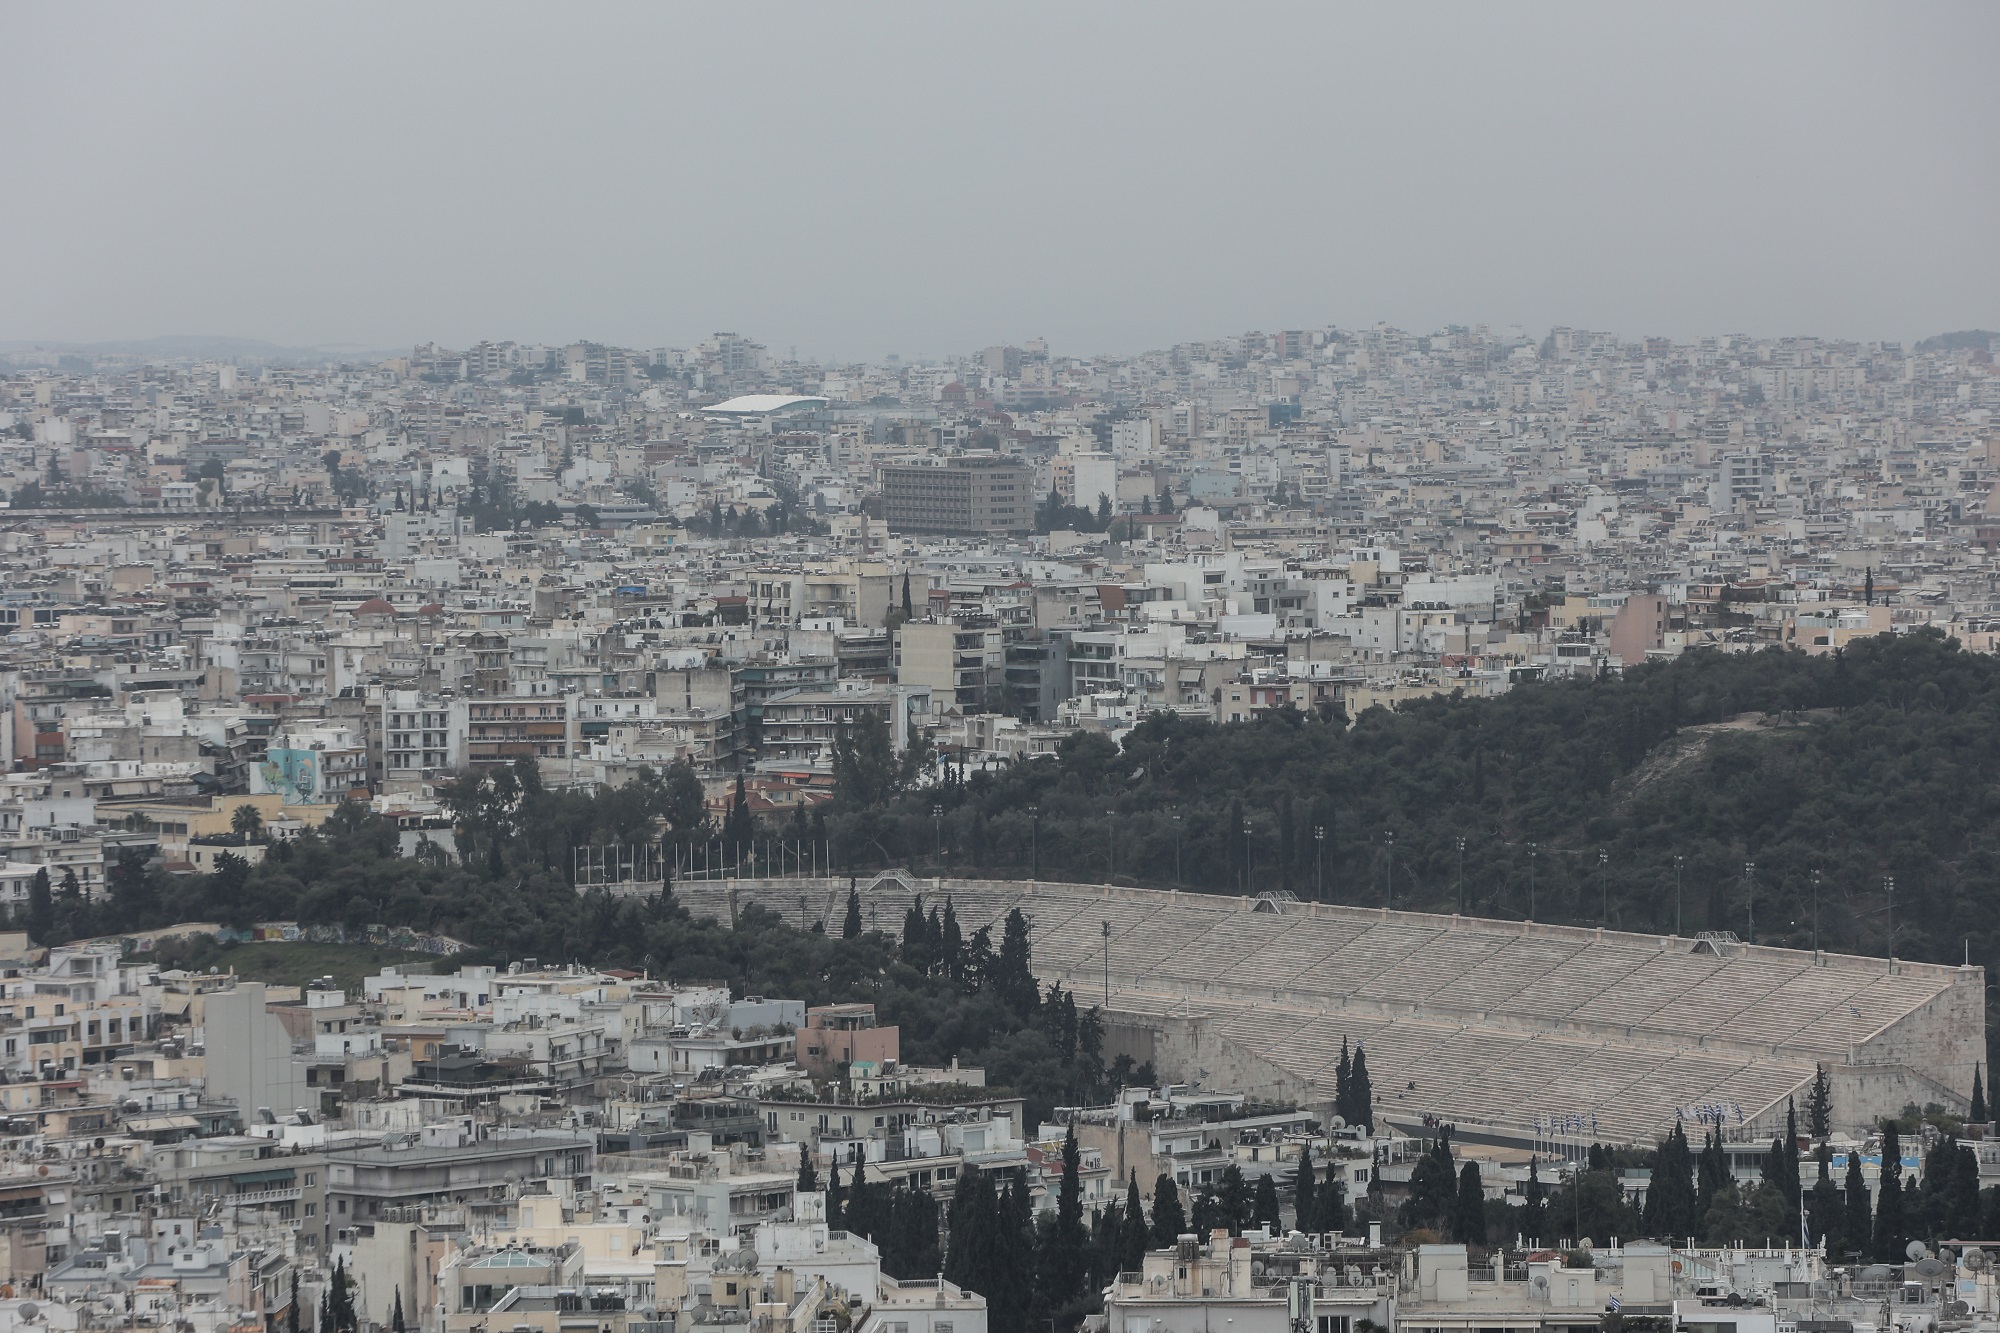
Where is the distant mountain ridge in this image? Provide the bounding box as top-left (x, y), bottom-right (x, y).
top-left (0, 334), bottom-right (401, 365)
top-left (1915, 329), bottom-right (1996, 353)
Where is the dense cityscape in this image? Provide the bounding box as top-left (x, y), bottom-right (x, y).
top-left (0, 322), bottom-right (1993, 1333)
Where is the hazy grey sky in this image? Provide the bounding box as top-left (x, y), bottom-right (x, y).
top-left (4, 3), bottom-right (1996, 360)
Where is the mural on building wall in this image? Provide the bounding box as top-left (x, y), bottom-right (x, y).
top-left (253, 748), bottom-right (322, 805)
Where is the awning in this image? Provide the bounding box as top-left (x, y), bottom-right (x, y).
top-left (127, 1115), bottom-right (200, 1134)
top-left (226, 1168), bottom-right (297, 1186)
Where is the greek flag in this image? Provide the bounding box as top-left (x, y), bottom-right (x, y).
top-left (1607, 1296), bottom-right (1622, 1312)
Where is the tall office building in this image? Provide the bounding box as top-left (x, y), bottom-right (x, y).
top-left (880, 456), bottom-right (1032, 535)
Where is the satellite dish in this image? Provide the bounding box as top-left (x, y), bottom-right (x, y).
top-left (1916, 1258), bottom-right (1947, 1277)
top-left (1532, 1277), bottom-right (1549, 1293)
top-left (1579, 1238), bottom-right (1594, 1252)
top-left (1863, 1265), bottom-right (1893, 1281)
top-left (1964, 1249), bottom-right (1989, 1271)
top-left (1907, 1241), bottom-right (1930, 1261)
top-left (18, 1303), bottom-right (39, 1323)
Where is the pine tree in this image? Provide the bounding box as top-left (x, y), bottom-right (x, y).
top-left (843, 888), bottom-right (862, 939)
top-left (1453, 1161), bottom-right (1486, 1245)
top-left (1253, 1174), bottom-right (1281, 1231)
top-left (1841, 1147), bottom-right (1871, 1259)
top-left (1292, 1145), bottom-right (1317, 1230)
top-left (1874, 1123), bottom-right (1907, 1262)
top-left (1973, 1064), bottom-right (1988, 1124)
top-left (1149, 1172), bottom-right (1187, 1246)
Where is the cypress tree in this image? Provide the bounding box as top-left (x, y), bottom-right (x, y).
top-left (1974, 1064), bottom-right (1988, 1124)
top-left (1841, 1148), bottom-right (1871, 1259)
top-left (1292, 1145), bottom-right (1317, 1230)
top-left (798, 1148), bottom-right (818, 1193)
top-left (846, 1152), bottom-right (879, 1242)
top-left (1807, 1064), bottom-right (1833, 1139)
top-left (843, 888), bottom-right (862, 938)
top-left (1334, 1039), bottom-right (1352, 1125)
top-left (1644, 1122), bottom-right (1697, 1241)
top-left (1216, 1163), bottom-right (1252, 1235)
top-left (995, 908), bottom-right (1039, 1016)
top-left (1040, 1128), bottom-right (1089, 1309)
top-left (1317, 1166), bottom-right (1349, 1235)
top-left (1349, 1048), bottom-right (1374, 1131)
top-left (1948, 1140), bottom-right (1983, 1239)
top-left (945, 1168), bottom-right (995, 1296)
top-left (1149, 1172), bottom-right (1186, 1246)
top-left (1120, 1174), bottom-right (1148, 1271)
top-left (1874, 1123), bottom-right (1907, 1262)
top-left (1253, 1174), bottom-right (1281, 1231)
top-left (1453, 1161), bottom-right (1486, 1245)
top-left (27, 868), bottom-right (51, 943)
top-left (288, 1273), bottom-right (300, 1333)
top-left (826, 1155), bottom-right (845, 1226)
top-left (993, 1170), bottom-right (1035, 1333)
top-left (1522, 1157), bottom-right (1547, 1244)
top-left (391, 1291), bottom-right (405, 1333)
top-left (941, 898), bottom-right (963, 982)
top-left (1698, 1126), bottom-right (1729, 1216)
top-left (1806, 1142), bottom-right (1840, 1250)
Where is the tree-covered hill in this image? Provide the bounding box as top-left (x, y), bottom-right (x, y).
top-left (836, 630), bottom-right (2000, 1012)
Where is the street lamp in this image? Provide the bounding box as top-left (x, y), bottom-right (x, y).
top-left (1673, 854), bottom-right (1684, 936)
top-left (1171, 812), bottom-right (1182, 887)
top-left (1101, 919), bottom-right (1111, 1007)
top-left (1029, 805), bottom-right (1039, 879)
top-left (1885, 874), bottom-right (1896, 966)
top-left (1243, 818), bottom-right (1254, 893)
top-left (1598, 849), bottom-right (1609, 925)
top-left (1315, 826), bottom-right (1326, 902)
top-left (1745, 861), bottom-right (1756, 946)
top-left (1385, 830), bottom-right (1395, 910)
top-left (932, 804), bottom-right (943, 867)
top-left (1811, 870), bottom-right (1821, 952)
top-left (1107, 809), bottom-right (1117, 882)
top-left (1457, 836), bottom-right (1467, 915)
top-left (1528, 843), bottom-right (1538, 922)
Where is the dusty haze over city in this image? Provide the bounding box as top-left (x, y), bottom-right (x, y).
top-left (4, 2), bottom-right (1998, 357)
